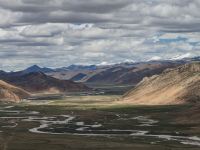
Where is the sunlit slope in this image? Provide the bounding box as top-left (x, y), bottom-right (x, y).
top-left (122, 62), bottom-right (200, 105)
top-left (0, 80), bottom-right (30, 102)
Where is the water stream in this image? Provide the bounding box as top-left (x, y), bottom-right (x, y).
top-left (0, 105), bottom-right (200, 147)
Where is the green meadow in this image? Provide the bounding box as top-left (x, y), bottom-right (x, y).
top-left (0, 94), bottom-right (200, 150)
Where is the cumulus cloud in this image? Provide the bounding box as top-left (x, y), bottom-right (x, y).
top-left (0, 0), bottom-right (200, 71)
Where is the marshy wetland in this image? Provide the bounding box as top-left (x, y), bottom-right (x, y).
top-left (0, 95), bottom-right (200, 150)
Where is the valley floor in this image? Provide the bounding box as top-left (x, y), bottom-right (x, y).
top-left (0, 95), bottom-right (200, 150)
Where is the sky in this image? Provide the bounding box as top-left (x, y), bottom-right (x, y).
top-left (0, 0), bottom-right (200, 71)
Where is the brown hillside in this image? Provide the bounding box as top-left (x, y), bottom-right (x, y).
top-left (121, 62), bottom-right (200, 105)
top-left (5, 72), bottom-right (90, 93)
top-left (0, 80), bottom-right (30, 102)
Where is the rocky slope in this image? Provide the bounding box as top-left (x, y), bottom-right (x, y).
top-left (86, 62), bottom-right (181, 85)
top-left (3, 72), bottom-right (90, 93)
top-left (0, 80), bottom-right (30, 102)
top-left (46, 61), bottom-right (185, 84)
top-left (122, 62), bottom-right (200, 105)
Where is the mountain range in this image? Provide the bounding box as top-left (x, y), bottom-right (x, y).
top-left (0, 72), bottom-right (89, 94)
top-left (3, 57), bottom-right (198, 86)
top-left (27, 57), bottom-right (199, 85)
top-left (19, 61), bottom-right (183, 85)
top-left (0, 56), bottom-right (199, 102)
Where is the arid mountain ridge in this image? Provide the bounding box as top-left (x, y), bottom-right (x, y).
top-left (30, 57), bottom-right (200, 85)
top-left (3, 57), bottom-right (199, 86)
top-left (0, 57), bottom-right (199, 102)
top-left (122, 62), bottom-right (200, 105)
top-left (0, 80), bottom-right (30, 102)
top-left (0, 72), bottom-right (90, 94)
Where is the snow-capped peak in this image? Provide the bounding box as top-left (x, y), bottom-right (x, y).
top-left (170, 53), bottom-right (191, 60)
top-left (148, 56), bottom-right (162, 61)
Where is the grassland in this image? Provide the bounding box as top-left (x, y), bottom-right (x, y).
top-left (0, 95), bottom-right (200, 150)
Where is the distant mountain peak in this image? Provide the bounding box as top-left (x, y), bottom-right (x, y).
top-left (23, 65), bottom-right (42, 73)
top-left (29, 65), bottom-right (40, 69)
top-left (29, 65), bottom-right (41, 69)
top-left (23, 65), bottom-right (54, 74)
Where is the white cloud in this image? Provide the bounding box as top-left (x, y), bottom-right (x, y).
top-left (0, 0), bottom-right (199, 71)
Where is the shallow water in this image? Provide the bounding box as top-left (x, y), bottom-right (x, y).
top-left (0, 105), bottom-right (200, 147)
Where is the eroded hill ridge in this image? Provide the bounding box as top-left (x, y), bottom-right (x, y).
top-left (122, 62), bottom-right (200, 105)
top-left (0, 80), bottom-right (30, 102)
